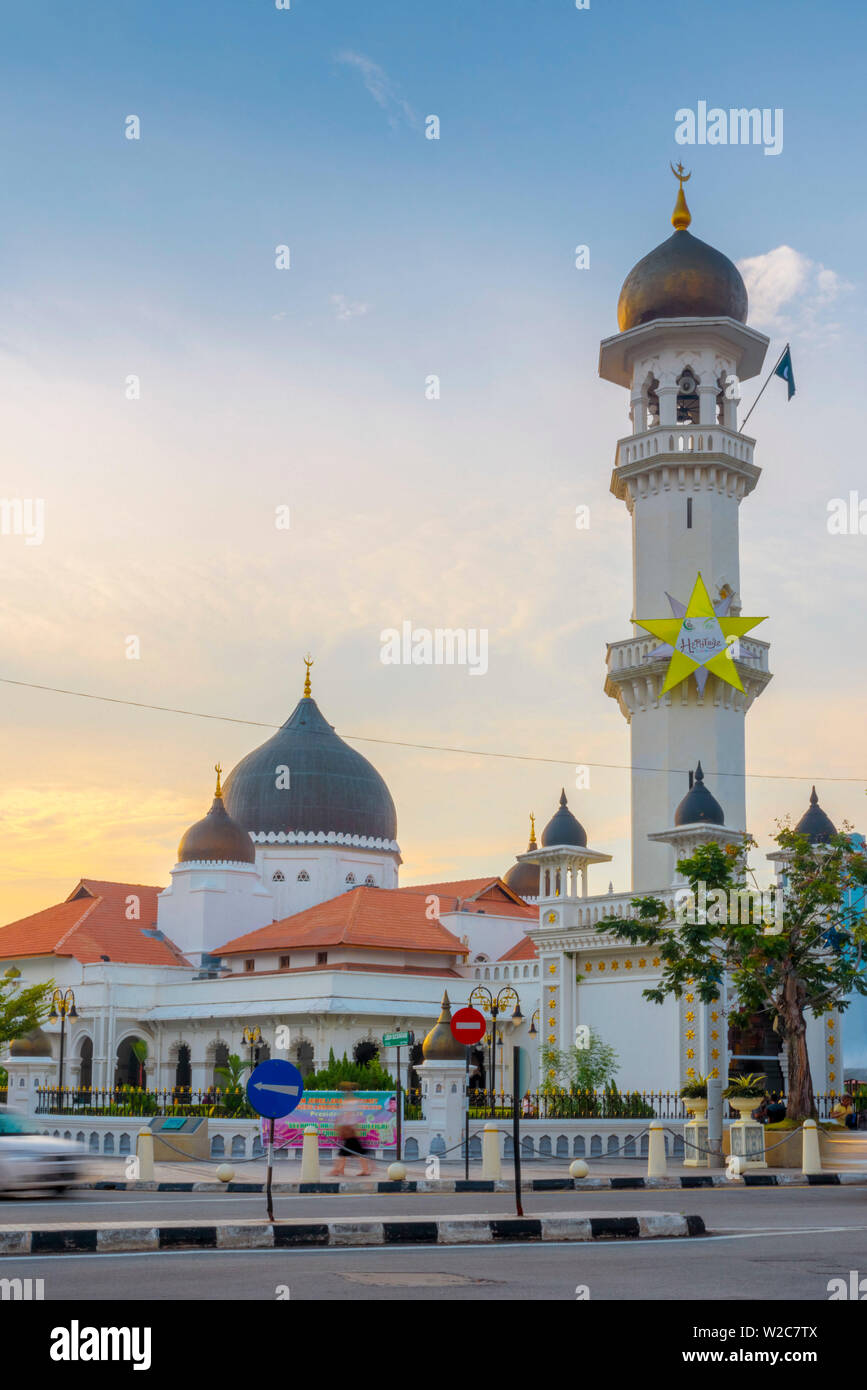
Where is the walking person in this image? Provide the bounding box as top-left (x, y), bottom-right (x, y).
top-left (328, 1083), bottom-right (374, 1177)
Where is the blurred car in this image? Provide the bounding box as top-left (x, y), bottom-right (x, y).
top-left (0, 1106), bottom-right (85, 1196)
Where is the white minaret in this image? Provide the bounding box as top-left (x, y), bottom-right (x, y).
top-left (600, 170), bottom-right (773, 891)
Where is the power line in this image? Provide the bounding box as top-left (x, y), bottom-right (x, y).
top-left (0, 674), bottom-right (864, 786)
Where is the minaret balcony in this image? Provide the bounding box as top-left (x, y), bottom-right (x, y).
top-left (612, 425), bottom-right (760, 506)
top-left (604, 634), bottom-right (772, 717)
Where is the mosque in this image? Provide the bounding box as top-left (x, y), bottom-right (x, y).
top-left (0, 173), bottom-right (857, 1106)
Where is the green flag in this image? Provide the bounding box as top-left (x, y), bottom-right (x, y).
top-left (774, 345), bottom-right (795, 400)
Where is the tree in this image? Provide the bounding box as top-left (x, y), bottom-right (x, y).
top-left (131, 1040), bottom-right (148, 1088)
top-left (0, 968), bottom-right (54, 1051)
top-left (214, 1053), bottom-right (249, 1090)
top-left (303, 1050), bottom-right (395, 1091)
top-left (597, 830), bottom-right (867, 1121)
top-left (542, 1029), bottom-right (619, 1091)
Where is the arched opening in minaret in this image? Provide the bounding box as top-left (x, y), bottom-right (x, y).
top-left (676, 367), bottom-right (700, 425)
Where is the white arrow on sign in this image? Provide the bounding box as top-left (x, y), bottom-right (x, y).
top-left (254, 1082), bottom-right (301, 1096)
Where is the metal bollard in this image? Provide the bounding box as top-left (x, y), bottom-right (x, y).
top-left (647, 1121), bottom-right (667, 1177)
top-left (801, 1119), bottom-right (822, 1175)
top-left (300, 1125), bottom-right (320, 1183)
top-left (136, 1127), bottom-right (155, 1182)
top-left (481, 1124), bottom-right (501, 1180)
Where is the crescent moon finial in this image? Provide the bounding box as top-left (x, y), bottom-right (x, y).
top-left (670, 162), bottom-right (692, 230)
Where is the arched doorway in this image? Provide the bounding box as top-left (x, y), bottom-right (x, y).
top-left (353, 1039), bottom-right (379, 1067)
top-left (78, 1037), bottom-right (93, 1096)
top-left (294, 1040), bottom-right (314, 1077)
top-left (728, 1012), bottom-right (784, 1094)
top-left (115, 1036), bottom-right (148, 1088)
top-left (407, 1043), bottom-right (424, 1095)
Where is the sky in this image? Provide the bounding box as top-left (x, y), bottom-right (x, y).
top-left (0, 0), bottom-right (865, 923)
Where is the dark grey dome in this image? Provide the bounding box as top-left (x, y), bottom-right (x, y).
top-left (223, 696), bottom-right (397, 842)
top-left (541, 789), bottom-right (587, 848)
top-left (618, 230), bottom-right (748, 331)
top-left (795, 786), bottom-right (836, 844)
top-left (674, 761), bottom-right (725, 826)
top-left (178, 786), bottom-right (255, 864)
top-left (504, 820), bottom-right (540, 899)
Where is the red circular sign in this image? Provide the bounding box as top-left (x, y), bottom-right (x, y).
top-left (450, 1006), bottom-right (487, 1045)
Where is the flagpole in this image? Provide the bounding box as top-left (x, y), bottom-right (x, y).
top-left (738, 342), bottom-right (789, 433)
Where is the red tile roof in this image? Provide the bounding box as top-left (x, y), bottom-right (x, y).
top-left (0, 880), bottom-right (189, 967)
top-left (398, 877), bottom-right (535, 919)
top-left (498, 934), bottom-right (538, 961)
top-left (216, 885), bottom-right (470, 958)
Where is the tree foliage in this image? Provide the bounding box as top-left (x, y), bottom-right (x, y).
top-left (303, 1048), bottom-right (395, 1091)
top-left (0, 969), bottom-right (54, 1051)
top-left (597, 830), bottom-right (867, 1120)
top-left (541, 1029), bottom-right (619, 1091)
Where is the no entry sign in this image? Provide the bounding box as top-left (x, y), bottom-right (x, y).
top-left (450, 1006), bottom-right (487, 1045)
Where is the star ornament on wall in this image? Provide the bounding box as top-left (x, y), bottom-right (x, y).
top-left (634, 573), bottom-right (766, 695)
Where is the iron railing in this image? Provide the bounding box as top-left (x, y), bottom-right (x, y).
top-left (34, 1085), bottom-right (256, 1119)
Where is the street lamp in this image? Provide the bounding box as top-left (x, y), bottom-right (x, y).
top-left (528, 1009), bottom-right (540, 1037)
top-left (242, 1025), bottom-right (262, 1071)
top-left (469, 986), bottom-right (520, 1097)
top-left (48, 988), bottom-right (78, 1095)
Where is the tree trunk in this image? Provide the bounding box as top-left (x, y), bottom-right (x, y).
top-left (782, 971), bottom-right (815, 1120)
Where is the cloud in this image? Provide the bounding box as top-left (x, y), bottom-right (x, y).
top-left (335, 50), bottom-right (417, 129)
top-left (330, 293), bottom-right (370, 321)
top-left (737, 245), bottom-right (852, 336)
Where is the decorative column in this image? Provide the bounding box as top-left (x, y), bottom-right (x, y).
top-left (416, 992), bottom-right (470, 1162)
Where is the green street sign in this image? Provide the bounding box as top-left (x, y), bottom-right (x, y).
top-left (383, 1031), bottom-right (412, 1047)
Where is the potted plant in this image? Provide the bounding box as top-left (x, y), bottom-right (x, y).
top-left (680, 1074), bottom-right (709, 1117)
top-left (723, 1072), bottom-right (766, 1117)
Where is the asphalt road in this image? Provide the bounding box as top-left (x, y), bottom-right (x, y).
top-left (5, 1217), bottom-right (867, 1301)
top-left (1, 1182), bottom-right (864, 1226)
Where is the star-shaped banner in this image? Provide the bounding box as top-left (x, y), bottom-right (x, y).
top-left (634, 573), bottom-right (766, 695)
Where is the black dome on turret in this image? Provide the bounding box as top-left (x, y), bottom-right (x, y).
top-left (541, 790), bottom-right (587, 848)
top-left (674, 762), bottom-right (725, 827)
top-left (223, 694), bottom-right (397, 842)
top-left (794, 786), bottom-right (837, 844)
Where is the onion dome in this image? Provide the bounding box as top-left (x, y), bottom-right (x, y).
top-left (178, 765), bottom-right (256, 864)
top-left (795, 786), bottom-right (837, 844)
top-left (223, 660), bottom-right (397, 843)
top-left (617, 166), bottom-right (748, 332)
top-left (422, 991), bottom-right (466, 1061)
top-left (541, 789), bottom-right (587, 848)
top-left (674, 761), bottom-right (725, 827)
top-left (504, 813), bottom-right (541, 898)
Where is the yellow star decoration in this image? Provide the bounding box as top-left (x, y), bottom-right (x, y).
top-left (634, 572), bottom-right (766, 695)
top-left (638, 958), bottom-right (646, 968)
top-left (624, 960), bottom-right (632, 970)
top-left (711, 1048), bottom-right (719, 1059)
top-left (548, 963), bottom-right (557, 974)
top-left (685, 1029), bottom-right (695, 1040)
top-left (686, 1048), bottom-right (694, 1059)
top-left (711, 1030), bottom-right (718, 1040)
top-left (711, 1012), bottom-right (718, 1022)
top-left (652, 958), bottom-right (660, 967)
top-left (611, 961), bottom-right (619, 971)
top-left (685, 1011), bottom-right (694, 1022)
top-left (685, 994), bottom-right (694, 1003)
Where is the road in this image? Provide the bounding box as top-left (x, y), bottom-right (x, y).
top-left (2, 1186), bottom-right (866, 1301)
top-left (1, 1181), bottom-right (864, 1227)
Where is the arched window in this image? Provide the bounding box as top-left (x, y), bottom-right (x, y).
top-left (353, 1039), bottom-right (378, 1067)
top-left (345, 872), bottom-right (356, 884)
top-left (364, 874), bottom-right (375, 886)
top-left (272, 870), bottom-right (285, 882)
top-left (297, 870), bottom-right (310, 882)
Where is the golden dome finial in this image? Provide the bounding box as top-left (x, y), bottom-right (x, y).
top-left (303, 653), bottom-right (313, 698)
top-left (214, 762), bottom-right (223, 798)
top-left (670, 161), bottom-right (692, 231)
top-left (529, 812), bottom-right (537, 848)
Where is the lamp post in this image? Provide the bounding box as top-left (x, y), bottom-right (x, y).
top-left (242, 1025), bottom-right (262, 1071)
top-left (469, 986), bottom-right (521, 1098)
top-left (48, 988), bottom-right (78, 1095)
top-left (528, 1009), bottom-right (540, 1037)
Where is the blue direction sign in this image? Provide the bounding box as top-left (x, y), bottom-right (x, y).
top-left (246, 1058), bottom-right (304, 1120)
